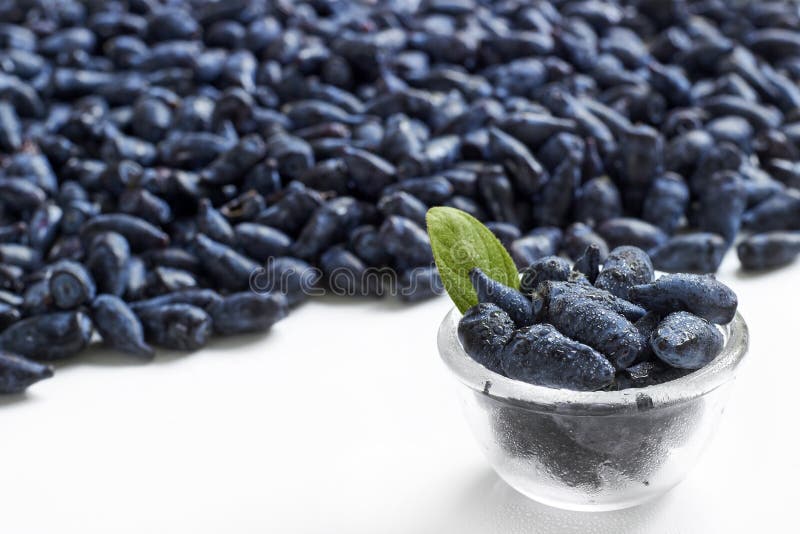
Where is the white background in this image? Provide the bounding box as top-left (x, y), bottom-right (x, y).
top-left (0, 252), bottom-right (797, 534)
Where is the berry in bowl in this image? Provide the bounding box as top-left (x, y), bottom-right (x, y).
top-left (428, 207), bottom-right (749, 511)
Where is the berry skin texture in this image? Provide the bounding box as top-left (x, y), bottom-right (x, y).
top-left (0, 311), bottom-right (93, 361)
top-left (594, 246), bottom-right (654, 299)
top-left (694, 171), bottom-right (747, 244)
top-left (737, 231), bottom-right (800, 270)
top-left (320, 246), bottom-right (382, 297)
top-left (544, 292), bottom-right (646, 370)
top-left (257, 257), bottom-right (319, 307)
top-left (197, 198), bottom-right (236, 245)
top-left (208, 292), bottom-right (288, 335)
top-left (378, 215), bottom-right (433, 270)
top-left (193, 233), bottom-right (259, 291)
top-left (649, 232), bottom-right (728, 273)
top-left (458, 303), bottom-right (515, 375)
top-left (536, 281), bottom-right (647, 322)
top-left (594, 245), bottom-right (654, 300)
top-left (49, 259), bottom-right (96, 309)
top-left (641, 172), bottom-right (690, 234)
top-left (628, 273), bottom-right (738, 324)
top-left (398, 266), bottom-right (443, 303)
top-left (501, 323), bottom-right (615, 391)
top-left (532, 155), bottom-right (580, 227)
top-left (291, 197), bottom-right (363, 260)
top-left (129, 289), bottom-right (223, 313)
top-left (90, 295), bottom-right (155, 359)
top-left (135, 304), bottom-right (212, 351)
top-left (488, 127), bottom-right (548, 195)
top-left (741, 189), bottom-right (800, 232)
top-left (86, 231), bottom-right (131, 297)
top-left (573, 176), bottom-right (623, 227)
top-left (80, 213), bottom-right (169, 252)
top-left (572, 244), bottom-right (602, 284)
top-left (651, 312), bottom-right (724, 370)
top-left (470, 267), bottom-right (536, 327)
top-left (562, 222), bottom-right (609, 263)
top-left (0, 351), bottom-right (53, 394)
top-left (633, 310), bottom-right (662, 363)
top-left (509, 234), bottom-right (560, 269)
top-left (485, 222), bottom-right (522, 249)
top-left (597, 217), bottom-right (668, 252)
top-left (519, 255), bottom-right (573, 295)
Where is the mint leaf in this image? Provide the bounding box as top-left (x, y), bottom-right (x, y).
top-left (426, 206), bottom-right (519, 313)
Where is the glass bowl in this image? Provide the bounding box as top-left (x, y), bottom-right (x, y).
top-left (438, 308), bottom-right (749, 512)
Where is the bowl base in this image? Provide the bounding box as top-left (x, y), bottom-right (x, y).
top-left (500, 475), bottom-right (673, 512)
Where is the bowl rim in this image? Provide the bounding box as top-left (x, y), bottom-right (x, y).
top-left (438, 307), bottom-right (749, 416)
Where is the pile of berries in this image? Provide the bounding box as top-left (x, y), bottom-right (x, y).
top-left (458, 245), bottom-right (738, 391)
top-left (0, 0), bottom-right (794, 397)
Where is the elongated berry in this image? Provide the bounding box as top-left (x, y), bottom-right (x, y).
top-left (458, 303), bottom-right (515, 375)
top-left (594, 245), bottom-right (654, 300)
top-left (208, 292), bottom-right (288, 335)
top-left (737, 231), bottom-right (800, 270)
top-left (501, 324), bottom-right (615, 391)
top-left (536, 281), bottom-right (646, 322)
top-left (86, 232), bottom-right (131, 297)
top-left (519, 256), bottom-right (573, 295)
top-left (0, 311), bottom-right (93, 361)
top-left (129, 289), bottom-right (223, 313)
top-left (193, 233), bottom-right (259, 291)
top-left (649, 233), bottom-right (727, 273)
top-left (628, 274), bottom-right (738, 324)
top-left (49, 260), bottom-right (96, 309)
top-left (0, 351), bottom-right (53, 394)
top-left (470, 267), bottom-right (535, 327)
top-left (135, 304), bottom-right (212, 351)
top-left (91, 295), bottom-right (154, 359)
top-left (544, 292), bottom-right (645, 369)
top-left (651, 312), bottom-right (724, 369)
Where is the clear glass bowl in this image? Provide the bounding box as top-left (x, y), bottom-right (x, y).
top-left (438, 308), bottom-right (749, 512)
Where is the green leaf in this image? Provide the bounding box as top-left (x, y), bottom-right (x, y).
top-left (426, 206), bottom-right (519, 313)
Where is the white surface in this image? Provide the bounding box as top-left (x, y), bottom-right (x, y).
top-left (0, 253), bottom-right (797, 534)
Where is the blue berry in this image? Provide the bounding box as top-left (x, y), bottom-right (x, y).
top-left (641, 173), bottom-right (690, 234)
top-left (501, 324), bottom-right (615, 391)
top-left (208, 292), bottom-right (288, 335)
top-left (398, 266), bottom-right (443, 303)
top-left (594, 245), bottom-right (654, 300)
top-left (0, 311), bottom-right (93, 361)
top-left (536, 281), bottom-right (646, 322)
top-left (628, 274), bottom-right (738, 324)
top-left (597, 218), bottom-right (668, 252)
top-left (572, 244), bottom-right (602, 284)
top-left (651, 312), bottom-right (724, 370)
top-left (457, 303), bottom-right (515, 375)
top-left (649, 232), bottom-right (728, 273)
top-left (135, 304), bottom-right (212, 351)
top-left (91, 295), bottom-right (154, 359)
top-left (0, 351), bottom-right (53, 394)
top-left (49, 260), bottom-right (96, 309)
top-left (544, 291), bottom-right (646, 369)
top-left (470, 267), bottom-right (536, 327)
top-left (737, 231), bottom-right (800, 270)
top-left (519, 256), bottom-right (574, 295)
top-left (562, 222), bottom-right (609, 263)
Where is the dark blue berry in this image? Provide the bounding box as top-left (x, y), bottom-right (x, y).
top-left (651, 312), bottom-right (724, 370)
top-left (501, 324), bottom-right (614, 391)
top-left (457, 303), bottom-right (515, 375)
